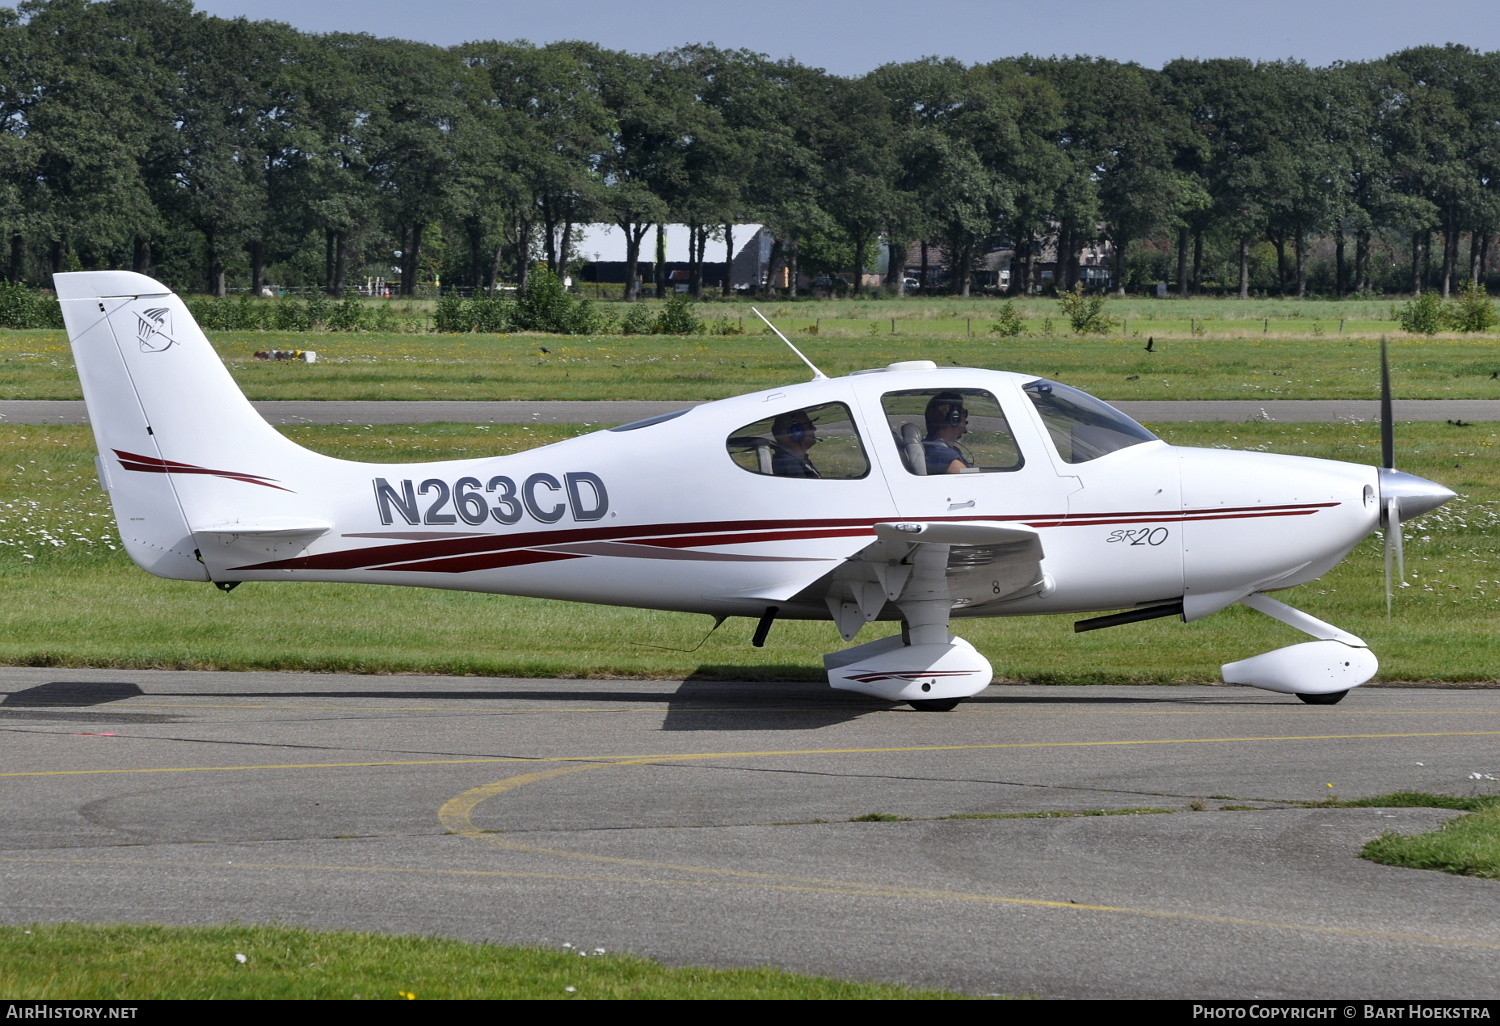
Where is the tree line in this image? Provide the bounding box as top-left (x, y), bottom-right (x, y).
top-left (4, 0), bottom-right (1499, 300)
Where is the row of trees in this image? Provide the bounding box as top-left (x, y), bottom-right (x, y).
top-left (4, 0), bottom-right (1500, 299)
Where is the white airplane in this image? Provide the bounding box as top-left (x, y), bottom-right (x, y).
top-left (56, 271), bottom-right (1455, 710)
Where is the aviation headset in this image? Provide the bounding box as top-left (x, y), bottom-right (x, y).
top-left (925, 392), bottom-right (968, 430)
top-left (775, 411), bottom-right (814, 445)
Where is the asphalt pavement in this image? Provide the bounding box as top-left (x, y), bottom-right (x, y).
top-left (4, 667), bottom-right (1498, 999)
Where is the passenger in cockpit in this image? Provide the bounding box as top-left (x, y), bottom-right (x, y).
top-left (770, 410), bottom-right (820, 477)
top-left (924, 392), bottom-right (975, 474)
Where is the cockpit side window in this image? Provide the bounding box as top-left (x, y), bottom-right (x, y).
top-left (879, 388), bottom-right (1023, 476)
top-left (1022, 379), bottom-right (1157, 464)
top-left (726, 401), bottom-right (870, 480)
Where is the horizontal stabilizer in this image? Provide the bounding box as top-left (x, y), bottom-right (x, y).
top-left (191, 518), bottom-right (332, 539)
top-left (191, 518), bottom-right (333, 576)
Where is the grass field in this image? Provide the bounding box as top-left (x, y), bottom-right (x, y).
top-left (294, 291), bottom-right (1418, 327)
top-left (5, 327), bottom-right (1500, 402)
top-left (1, 420), bottom-right (1494, 683)
top-left (1360, 801), bottom-right (1500, 879)
top-left (0, 923), bottom-right (965, 999)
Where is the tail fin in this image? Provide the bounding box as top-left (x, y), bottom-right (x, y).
top-left (57, 272), bottom-right (332, 581)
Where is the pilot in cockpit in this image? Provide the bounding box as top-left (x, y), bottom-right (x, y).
top-left (923, 392), bottom-right (975, 474)
top-left (770, 409), bottom-right (821, 477)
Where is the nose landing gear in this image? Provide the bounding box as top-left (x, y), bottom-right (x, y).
top-left (1222, 593), bottom-right (1376, 702)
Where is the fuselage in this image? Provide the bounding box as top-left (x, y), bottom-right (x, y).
top-left (195, 363), bottom-right (1381, 623)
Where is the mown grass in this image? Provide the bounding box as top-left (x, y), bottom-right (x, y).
top-left (0, 923), bottom-right (966, 999)
top-left (0, 420), bottom-right (1495, 683)
top-left (1362, 806), bottom-right (1500, 879)
top-left (1335, 793), bottom-right (1500, 880)
top-left (5, 325), bottom-right (1500, 402)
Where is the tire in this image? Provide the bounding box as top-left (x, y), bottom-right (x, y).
top-left (1296, 690), bottom-right (1349, 705)
top-left (909, 698), bottom-right (962, 712)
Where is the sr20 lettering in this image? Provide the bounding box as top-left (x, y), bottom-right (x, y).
top-left (1106, 527), bottom-right (1169, 546)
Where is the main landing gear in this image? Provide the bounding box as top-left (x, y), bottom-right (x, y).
top-left (823, 539), bottom-right (993, 711)
top-left (909, 698), bottom-right (964, 712)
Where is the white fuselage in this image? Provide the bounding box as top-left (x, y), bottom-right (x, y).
top-left (188, 367), bottom-right (1378, 622)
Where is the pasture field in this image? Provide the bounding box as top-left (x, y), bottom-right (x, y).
top-left (4, 327), bottom-right (1500, 402)
top-left (0, 420), bottom-right (1494, 683)
top-left (0, 923), bottom-right (963, 999)
top-left (326, 291), bottom-right (1409, 326)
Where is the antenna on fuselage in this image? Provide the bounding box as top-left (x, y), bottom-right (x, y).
top-left (751, 307), bottom-right (827, 381)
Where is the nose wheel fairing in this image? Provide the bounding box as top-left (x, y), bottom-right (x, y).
top-left (1223, 640), bottom-right (1378, 696)
top-left (1221, 593), bottom-right (1377, 698)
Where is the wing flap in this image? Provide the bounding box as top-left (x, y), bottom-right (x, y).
top-left (792, 520), bottom-right (1049, 620)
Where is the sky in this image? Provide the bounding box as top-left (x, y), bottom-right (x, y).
top-left (189, 0), bottom-right (1500, 75)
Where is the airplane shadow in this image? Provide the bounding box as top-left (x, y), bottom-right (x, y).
top-left (0, 674), bottom-right (890, 732)
top-left (0, 681), bottom-right (182, 723)
top-left (3, 681), bottom-right (145, 706)
top-left (0, 677), bottom-right (1279, 732)
top-left (659, 668), bottom-right (891, 732)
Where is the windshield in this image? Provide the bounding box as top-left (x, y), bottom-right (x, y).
top-left (1022, 379), bottom-right (1156, 464)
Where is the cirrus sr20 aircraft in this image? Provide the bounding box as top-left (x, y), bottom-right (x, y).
top-left (57, 271), bottom-right (1455, 710)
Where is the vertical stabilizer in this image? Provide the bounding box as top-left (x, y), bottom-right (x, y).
top-left (56, 271), bottom-right (330, 581)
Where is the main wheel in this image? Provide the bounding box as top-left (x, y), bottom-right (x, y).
top-left (1296, 690), bottom-right (1349, 705)
top-left (909, 698), bottom-right (962, 712)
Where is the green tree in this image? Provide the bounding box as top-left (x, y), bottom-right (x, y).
top-left (1162, 58), bottom-right (1284, 299)
top-left (465, 41), bottom-right (612, 286)
top-left (592, 49), bottom-right (687, 301)
top-left (870, 59), bottom-right (1007, 296)
top-left (5, 0), bottom-right (173, 284)
top-left (1378, 46), bottom-right (1500, 297)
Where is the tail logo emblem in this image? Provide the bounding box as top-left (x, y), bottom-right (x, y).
top-left (135, 307), bottom-right (176, 352)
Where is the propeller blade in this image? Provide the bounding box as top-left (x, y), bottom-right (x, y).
top-left (1380, 335), bottom-right (1395, 470)
top-left (1393, 506), bottom-right (1405, 583)
top-left (1380, 335), bottom-right (1399, 616)
top-left (1383, 496), bottom-right (1404, 617)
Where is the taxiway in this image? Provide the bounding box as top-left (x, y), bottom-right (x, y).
top-left (3, 667), bottom-right (1498, 998)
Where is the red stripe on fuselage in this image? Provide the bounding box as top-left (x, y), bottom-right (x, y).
top-left (230, 501), bottom-right (1341, 575)
top-left (241, 516), bottom-right (886, 572)
top-left (368, 548), bottom-right (583, 575)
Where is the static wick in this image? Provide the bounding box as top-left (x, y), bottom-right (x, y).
top-left (751, 307), bottom-right (827, 380)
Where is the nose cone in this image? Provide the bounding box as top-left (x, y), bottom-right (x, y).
top-left (1379, 468), bottom-right (1456, 522)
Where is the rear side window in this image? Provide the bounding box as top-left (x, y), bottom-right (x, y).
top-left (726, 402), bottom-right (869, 480)
top-left (1022, 379), bottom-right (1156, 463)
